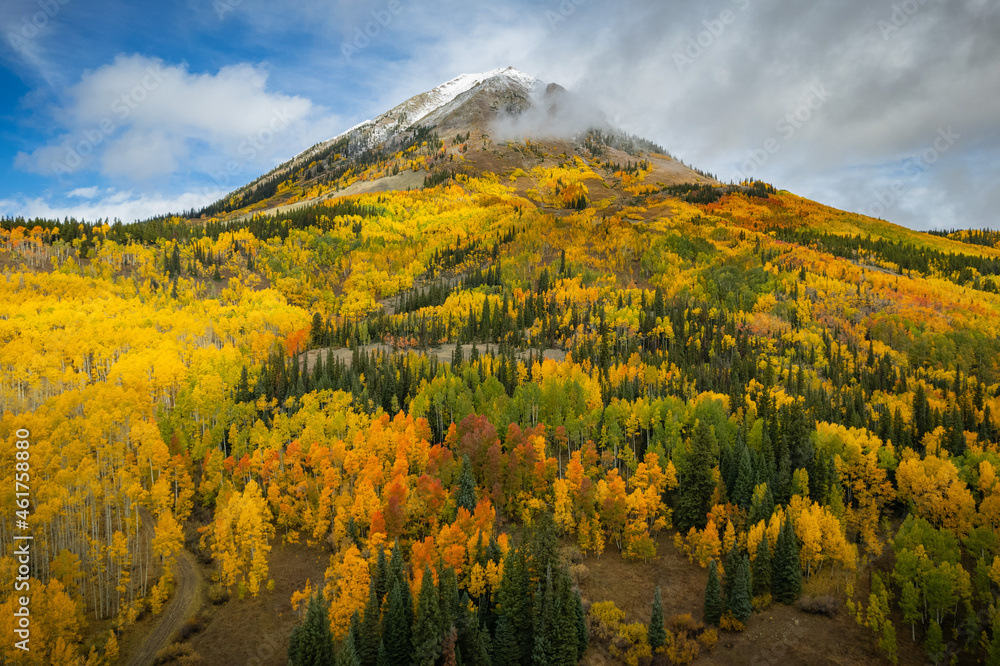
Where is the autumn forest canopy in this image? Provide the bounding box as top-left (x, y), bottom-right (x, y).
top-left (3, 126), bottom-right (1000, 666)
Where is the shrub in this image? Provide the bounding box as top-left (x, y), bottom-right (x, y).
top-left (698, 628), bottom-right (719, 651)
top-left (796, 595), bottom-right (838, 617)
top-left (664, 629), bottom-right (700, 664)
top-left (569, 563), bottom-right (589, 585)
top-left (207, 583), bottom-right (229, 605)
top-left (589, 600), bottom-right (625, 641)
top-left (153, 642), bottom-right (202, 665)
top-left (719, 610), bottom-right (745, 633)
top-left (177, 616), bottom-right (205, 641)
top-left (610, 622), bottom-right (651, 666)
top-left (668, 613), bottom-right (702, 635)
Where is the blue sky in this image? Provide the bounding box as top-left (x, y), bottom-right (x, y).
top-left (1, 0), bottom-right (998, 229)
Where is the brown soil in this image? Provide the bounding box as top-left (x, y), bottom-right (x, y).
top-left (186, 540), bottom-right (329, 666)
top-left (576, 530), bottom-right (923, 666)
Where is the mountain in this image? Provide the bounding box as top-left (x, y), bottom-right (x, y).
top-left (5, 66), bottom-right (1000, 666)
top-left (301, 67), bottom-right (545, 164)
top-left (201, 68), bottom-right (714, 218)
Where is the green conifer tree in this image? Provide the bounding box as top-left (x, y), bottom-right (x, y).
top-left (374, 548), bottom-right (388, 606)
top-left (752, 534), bottom-right (772, 598)
top-left (573, 587), bottom-right (589, 659)
top-left (728, 554), bottom-right (753, 624)
top-left (338, 629), bottom-right (362, 666)
top-left (554, 572), bottom-right (578, 666)
top-left (288, 591), bottom-right (335, 666)
top-left (648, 585), bottom-right (666, 652)
top-left (675, 419), bottom-right (717, 531)
top-left (492, 615), bottom-right (518, 666)
top-left (439, 565), bottom-right (460, 635)
top-left (457, 455), bottom-right (478, 514)
top-left (360, 584), bottom-right (380, 666)
top-left (772, 518), bottom-right (802, 604)
top-left (413, 566), bottom-right (443, 665)
top-left (381, 580), bottom-right (411, 665)
top-left (732, 443), bottom-right (756, 509)
top-left (704, 559), bottom-right (724, 625)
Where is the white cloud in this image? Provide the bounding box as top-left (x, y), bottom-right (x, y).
top-left (66, 186), bottom-right (101, 199)
top-left (14, 54), bottom-right (343, 182)
top-left (0, 188), bottom-right (226, 223)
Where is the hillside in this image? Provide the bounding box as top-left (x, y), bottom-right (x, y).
top-left (2, 70), bottom-right (1000, 666)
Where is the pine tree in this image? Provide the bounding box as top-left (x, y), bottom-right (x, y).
top-left (722, 543), bottom-right (740, 603)
top-left (531, 565), bottom-right (554, 665)
top-left (457, 455), bottom-right (478, 513)
top-left (675, 419), bottom-right (716, 531)
top-left (288, 591), bottom-right (335, 666)
top-left (772, 518), bottom-right (802, 604)
top-left (727, 554), bottom-right (753, 624)
top-left (554, 572), bottom-right (578, 666)
top-left (376, 639), bottom-right (388, 666)
top-left (310, 312), bottom-right (325, 347)
top-left (573, 588), bottom-right (589, 659)
top-left (338, 629), bottom-right (362, 666)
top-left (752, 535), bottom-right (771, 598)
top-left (374, 548), bottom-right (388, 606)
top-left (360, 585), bottom-right (380, 666)
top-left (731, 443), bottom-right (756, 509)
top-left (704, 559), bottom-right (724, 625)
top-left (529, 512), bottom-right (559, 583)
top-left (387, 541), bottom-right (414, 632)
top-left (913, 383), bottom-right (930, 442)
top-left (493, 615), bottom-right (518, 666)
top-left (455, 591), bottom-right (476, 662)
top-left (773, 447), bottom-right (792, 505)
top-left (439, 565), bottom-right (460, 636)
top-left (497, 548), bottom-right (534, 662)
top-left (381, 580), bottom-right (411, 665)
top-left (947, 402), bottom-right (966, 456)
top-left (648, 585), bottom-right (666, 652)
top-left (413, 566), bottom-right (443, 665)
top-left (348, 610), bottom-right (362, 659)
top-left (759, 427), bottom-right (775, 480)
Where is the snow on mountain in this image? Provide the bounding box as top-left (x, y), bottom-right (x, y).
top-left (234, 68), bottom-right (545, 199)
top-left (299, 68), bottom-right (543, 161)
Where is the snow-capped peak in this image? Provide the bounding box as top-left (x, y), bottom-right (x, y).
top-left (287, 68), bottom-right (543, 168)
top-left (326, 68), bottom-right (541, 144)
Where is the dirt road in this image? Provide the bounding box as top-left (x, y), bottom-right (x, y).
top-left (125, 509), bottom-right (203, 666)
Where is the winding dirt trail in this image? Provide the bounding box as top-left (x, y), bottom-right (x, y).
top-left (124, 509), bottom-right (203, 666)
